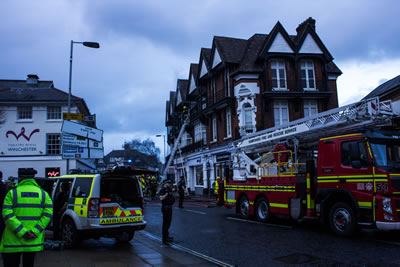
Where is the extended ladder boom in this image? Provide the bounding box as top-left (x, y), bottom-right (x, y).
top-left (162, 121), bottom-right (188, 178)
top-left (236, 97), bottom-right (394, 153)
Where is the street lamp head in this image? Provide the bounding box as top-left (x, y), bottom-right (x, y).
top-left (83, 42), bottom-right (100, 48)
top-left (156, 134), bottom-right (163, 137)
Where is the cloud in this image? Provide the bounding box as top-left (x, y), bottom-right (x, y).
top-left (337, 58), bottom-right (400, 105)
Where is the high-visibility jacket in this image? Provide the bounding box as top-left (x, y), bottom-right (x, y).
top-left (0, 178), bottom-right (53, 253)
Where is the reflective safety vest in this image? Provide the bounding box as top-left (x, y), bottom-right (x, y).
top-left (0, 179), bottom-right (53, 253)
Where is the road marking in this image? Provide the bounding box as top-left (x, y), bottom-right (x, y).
top-left (142, 231), bottom-right (233, 267)
top-left (175, 208), bottom-right (206, 215)
top-left (226, 217), bottom-right (293, 229)
top-left (373, 239), bottom-right (400, 246)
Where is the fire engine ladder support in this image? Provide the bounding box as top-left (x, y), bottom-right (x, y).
top-left (162, 121), bottom-right (188, 178)
top-left (236, 97), bottom-right (395, 153)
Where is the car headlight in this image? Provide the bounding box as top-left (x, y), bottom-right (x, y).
top-left (382, 198), bottom-right (393, 214)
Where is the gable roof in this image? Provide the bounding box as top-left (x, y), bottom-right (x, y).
top-left (188, 63), bottom-right (199, 95)
top-left (237, 34), bottom-right (268, 73)
top-left (0, 76), bottom-right (90, 115)
top-left (213, 36), bottom-right (248, 64)
top-left (259, 21), bottom-right (296, 56)
top-left (363, 75), bottom-right (400, 99)
top-left (176, 79), bottom-right (189, 106)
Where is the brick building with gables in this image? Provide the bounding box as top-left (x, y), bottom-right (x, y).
top-left (165, 18), bottom-right (342, 195)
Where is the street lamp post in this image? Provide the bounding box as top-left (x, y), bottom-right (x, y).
top-left (66, 40), bottom-right (100, 174)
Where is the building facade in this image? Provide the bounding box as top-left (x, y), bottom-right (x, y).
top-left (0, 74), bottom-right (97, 179)
top-left (165, 18), bottom-right (342, 195)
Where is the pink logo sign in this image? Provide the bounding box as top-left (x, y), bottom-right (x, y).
top-left (6, 127), bottom-right (40, 141)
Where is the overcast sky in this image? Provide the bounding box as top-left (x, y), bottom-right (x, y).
top-left (1, 0), bottom-right (399, 158)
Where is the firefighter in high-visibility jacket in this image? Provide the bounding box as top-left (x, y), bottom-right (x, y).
top-left (0, 168), bottom-right (53, 267)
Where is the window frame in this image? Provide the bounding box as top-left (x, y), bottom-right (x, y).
top-left (301, 60), bottom-right (316, 91)
top-left (17, 106), bottom-right (33, 120)
top-left (274, 100), bottom-right (289, 126)
top-left (212, 115), bottom-right (217, 142)
top-left (226, 109), bottom-right (232, 138)
top-left (46, 133), bottom-right (61, 155)
top-left (304, 100), bottom-right (318, 117)
top-left (271, 59), bottom-right (287, 90)
top-left (47, 106), bottom-right (62, 120)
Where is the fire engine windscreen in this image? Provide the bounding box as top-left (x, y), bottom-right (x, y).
top-left (370, 140), bottom-right (400, 171)
top-left (100, 177), bottom-right (142, 208)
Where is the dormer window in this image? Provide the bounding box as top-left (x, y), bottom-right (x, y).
top-left (271, 60), bottom-right (287, 90)
top-left (301, 60), bottom-right (316, 90)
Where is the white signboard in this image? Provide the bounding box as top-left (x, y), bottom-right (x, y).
top-left (62, 133), bottom-right (103, 149)
top-left (62, 120), bottom-right (103, 141)
top-left (62, 146), bottom-right (104, 159)
top-left (239, 124), bottom-right (310, 148)
top-left (0, 126), bottom-right (44, 156)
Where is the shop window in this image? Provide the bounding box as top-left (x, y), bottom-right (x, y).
top-left (196, 165), bottom-right (204, 186)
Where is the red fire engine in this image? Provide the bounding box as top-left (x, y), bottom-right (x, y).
top-left (222, 97), bottom-right (400, 235)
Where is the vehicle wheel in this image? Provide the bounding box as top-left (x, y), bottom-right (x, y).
top-left (255, 197), bottom-right (270, 223)
top-left (238, 196), bottom-right (250, 219)
top-left (328, 202), bottom-right (356, 236)
top-left (116, 231), bottom-right (135, 242)
top-left (61, 218), bottom-right (81, 248)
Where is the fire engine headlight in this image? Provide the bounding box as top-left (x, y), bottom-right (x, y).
top-left (384, 214), bottom-right (395, 221)
top-left (382, 198), bottom-right (393, 214)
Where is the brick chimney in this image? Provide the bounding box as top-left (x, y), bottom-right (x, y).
top-left (296, 17), bottom-right (316, 35)
top-left (26, 74), bottom-right (39, 85)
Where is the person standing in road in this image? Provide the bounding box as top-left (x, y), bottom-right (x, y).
top-left (159, 179), bottom-right (175, 243)
top-left (0, 168), bottom-right (53, 267)
top-left (178, 179), bottom-right (186, 208)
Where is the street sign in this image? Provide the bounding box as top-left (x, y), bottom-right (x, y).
top-left (62, 146), bottom-right (104, 159)
top-left (62, 133), bottom-right (103, 149)
top-left (62, 120), bottom-right (103, 141)
top-left (63, 113), bottom-right (85, 120)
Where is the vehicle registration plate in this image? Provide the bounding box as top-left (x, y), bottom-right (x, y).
top-left (104, 207), bottom-right (114, 217)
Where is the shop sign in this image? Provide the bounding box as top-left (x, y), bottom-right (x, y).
top-left (216, 153), bottom-right (231, 162)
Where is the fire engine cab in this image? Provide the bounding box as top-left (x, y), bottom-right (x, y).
top-left (222, 97), bottom-right (400, 235)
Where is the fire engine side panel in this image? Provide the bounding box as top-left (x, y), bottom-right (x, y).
top-left (225, 176), bottom-right (298, 216)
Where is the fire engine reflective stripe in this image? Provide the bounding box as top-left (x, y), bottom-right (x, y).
top-left (358, 202), bottom-right (372, 207)
top-left (226, 199), bottom-right (236, 203)
top-left (374, 179), bottom-right (388, 182)
top-left (317, 180), bottom-right (339, 183)
top-left (320, 133), bottom-right (362, 141)
top-left (225, 185), bottom-right (295, 192)
top-left (249, 201), bottom-right (254, 205)
top-left (346, 179), bottom-right (374, 182)
top-left (373, 197), bottom-right (376, 221)
top-left (270, 203), bottom-right (288, 208)
top-left (366, 142), bottom-right (373, 159)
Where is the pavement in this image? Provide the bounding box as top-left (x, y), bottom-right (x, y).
top-left (26, 195), bottom-right (225, 267)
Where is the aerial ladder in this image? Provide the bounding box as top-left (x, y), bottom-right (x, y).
top-left (232, 97), bottom-right (397, 180)
top-left (162, 121), bottom-right (189, 179)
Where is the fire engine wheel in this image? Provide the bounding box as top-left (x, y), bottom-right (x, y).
top-left (328, 202), bottom-right (356, 236)
top-left (255, 197), bottom-right (270, 223)
top-left (238, 196), bottom-right (250, 219)
top-left (61, 218), bottom-right (81, 248)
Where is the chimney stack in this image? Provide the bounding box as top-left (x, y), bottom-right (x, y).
top-left (26, 74), bottom-right (39, 85)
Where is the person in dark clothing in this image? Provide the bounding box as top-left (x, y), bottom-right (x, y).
top-left (53, 181), bottom-right (71, 240)
top-left (159, 179), bottom-right (175, 243)
top-left (177, 179), bottom-right (186, 208)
